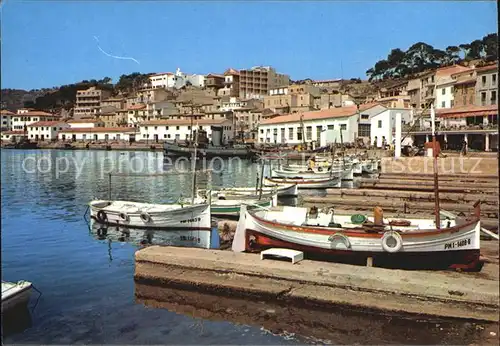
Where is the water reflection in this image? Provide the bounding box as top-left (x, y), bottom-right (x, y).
top-left (1, 305), bottom-right (33, 337)
top-left (135, 282), bottom-right (495, 345)
top-left (88, 219), bottom-right (216, 249)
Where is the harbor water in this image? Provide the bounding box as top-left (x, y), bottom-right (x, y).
top-left (1, 149), bottom-right (494, 344)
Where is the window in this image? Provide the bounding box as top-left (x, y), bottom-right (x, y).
top-left (361, 114), bottom-right (369, 120)
top-left (176, 126), bottom-right (180, 130)
top-left (280, 128), bottom-right (285, 143)
top-left (297, 127), bottom-right (303, 141)
top-left (316, 126), bottom-right (322, 142)
top-left (441, 101), bottom-right (446, 108)
top-left (260, 129), bottom-right (264, 134)
top-left (164, 134), bottom-right (167, 138)
top-left (378, 120), bottom-right (382, 128)
top-left (482, 76), bottom-right (487, 86)
top-left (288, 127), bottom-right (293, 140)
top-left (53, 127), bottom-right (56, 131)
top-left (441, 88), bottom-right (445, 95)
top-left (493, 74), bottom-right (497, 84)
top-left (358, 124), bottom-right (370, 137)
top-left (154, 126), bottom-right (158, 130)
top-left (340, 124), bottom-right (347, 131)
top-left (306, 126), bottom-right (312, 140)
top-left (166, 126), bottom-right (169, 130)
top-left (492, 91), bottom-right (497, 105)
top-left (450, 100), bottom-right (454, 107)
top-left (188, 126), bottom-right (191, 130)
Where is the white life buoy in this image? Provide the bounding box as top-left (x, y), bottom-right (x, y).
top-left (140, 212), bottom-right (152, 223)
top-left (328, 233), bottom-right (351, 249)
top-left (381, 231), bottom-right (403, 253)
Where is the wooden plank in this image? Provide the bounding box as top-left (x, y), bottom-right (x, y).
top-left (357, 182), bottom-right (498, 194)
top-left (367, 178), bottom-right (499, 189)
top-left (325, 188), bottom-right (498, 204)
top-left (301, 196), bottom-right (499, 216)
top-left (379, 172), bottom-right (498, 180)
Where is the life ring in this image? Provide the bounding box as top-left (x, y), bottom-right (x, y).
top-left (140, 212), bottom-right (152, 223)
top-left (119, 212), bottom-right (130, 223)
top-left (381, 231), bottom-right (403, 253)
top-left (328, 233), bottom-right (351, 249)
top-left (96, 210), bottom-right (108, 223)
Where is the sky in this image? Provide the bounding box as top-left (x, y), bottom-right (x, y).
top-left (1, 0), bottom-right (497, 90)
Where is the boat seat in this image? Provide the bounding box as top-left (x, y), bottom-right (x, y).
top-left (282, 206), bottom-right (307, 225)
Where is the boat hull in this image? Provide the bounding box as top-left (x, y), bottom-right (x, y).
top-left (264, 177), bottom-right (341, 189)
top-left (220, 184), bottom-right (298, 197)
top-left (164, 142), bottom-right (253, 158)
top-left (1, 281), bottom-right (32, 312)
top-left (89, 200), bottom-right (212, 229)
top-left (210, 199), bottom-right (275, 217)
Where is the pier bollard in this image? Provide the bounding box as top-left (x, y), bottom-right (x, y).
top-left (209, 220), bottom-right (220, 249)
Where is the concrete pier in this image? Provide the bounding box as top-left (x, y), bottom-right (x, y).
top-left (135, 243), bottom-right (499, 322)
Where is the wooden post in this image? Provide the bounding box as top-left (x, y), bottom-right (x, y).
top-left (430, 105), bottom-right (441, 228)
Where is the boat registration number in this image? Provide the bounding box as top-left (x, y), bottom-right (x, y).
top-left (444, 238), bottom-right (471, 250)
top-left (180, 217), bottom-right (202, 224)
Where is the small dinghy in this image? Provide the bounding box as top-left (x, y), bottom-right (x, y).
top-left (219, 183), bottom-right (298, 197)
top-left (89, 200), bottom-right (211, 229)
top-left (2, 281), bottom-right (33, 312)
top-left (264, 176), bottom-right (341, 189)
top-left (199, 191), bottom-right (278, 217)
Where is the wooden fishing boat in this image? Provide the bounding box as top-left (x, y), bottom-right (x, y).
top-left (232, 203), bottom-right (483, 270)
top-left (2, 281), bottom-right (33, 312)
top-left (89, 200), bottom-right (212, 229)
top-left (219, 183), bottom-right (298, 197)
top-left (164, 142), bottom-right (253, 158)
top-left (271, 168), bottom-right (337, 180)
top-left (361, 159), bottom-right (378, 174)
top-left (264, 176), bottom-right (341, 189)
top-left (198, 190), bottom-right (278, 217)
top-left (279, 164), bottom-right (353, 181)
top-left (89, 219), bottom-right (218, 249)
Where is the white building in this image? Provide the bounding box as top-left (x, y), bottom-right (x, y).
top-left (11, 110), bottom-right (60, 130)
top-left (58, 127), bottom-right (136, 142)
top-left (258, 106), bottom-right (362, 146)
top-left (369, 108), bottom-right (412, 147)
top-left (67, 119), bottom-right (105, 128)
top-left (435, 65), bottom-right (470, 109)
top-left (1, 130), bottom-right (25, 143)
top-left (1, 110), bottom-right (14, 130)
top-left (28, 121), bottom-right (69, 141)
top-left (149, 68), bottom-right (205, 89)
top-left (139, 118), bottom-right (234, 142)
top-left (221, 97), bottom-right (245, 111)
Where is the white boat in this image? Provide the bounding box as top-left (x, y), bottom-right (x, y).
top-left (281, 163), bottom-right (353, 181)
top-left (232, 203), bottom-right (483, 270)
top-left (2, 281), bottom-right (32, 312)
top-left (89, 200), bottom-right (212, 229)
top-left (219, 183), bottom-right (298, 197)
top-left (264, 176), bottom-right (341, 189)
top-left (361, 159), bottom-right (378, 174)
top-left (272, 168), bottom-right (338, 180)
top-left (199, 191), bottom-right (278, 217)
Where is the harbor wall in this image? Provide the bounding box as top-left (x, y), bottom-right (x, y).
top-left (135, 245), bottom-right (499, 322)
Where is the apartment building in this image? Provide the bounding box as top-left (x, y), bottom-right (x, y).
top-left (74, 87), bottom-right (112, 119)
top-left (67, 119), bottom-right (105, 128)
top-left (218, 68), bottom-right (240, 97)
top-left (101, 97), bottom-right (126, 110)
top-left (375, 80), bottom-right (410, 108)
top-left (1, 109), bottom-right (14, 130)
top-left (419, 71), bottom-right (437, 110)
top-left (452, 68), bottom-right (477, 108)
top-left (407, 78), bottom-right (421, 109)
top-left (58, 127), bottom-right (136, 142)
top-left (149, 68), bottom-right (205, 89)
top-left (433, 65), bottom-right (471, 110)
top-left (11, 110), bottom-right (60, 131)
top-left (239, 66), bottom-right (290, 99)
top-left (476, 64), bottom-right (498, 107)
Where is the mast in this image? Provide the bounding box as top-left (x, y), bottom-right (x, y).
top-left (430, 104), bottom-right (441, 228)
top-left (191, 121), bottom-right (199, 205)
